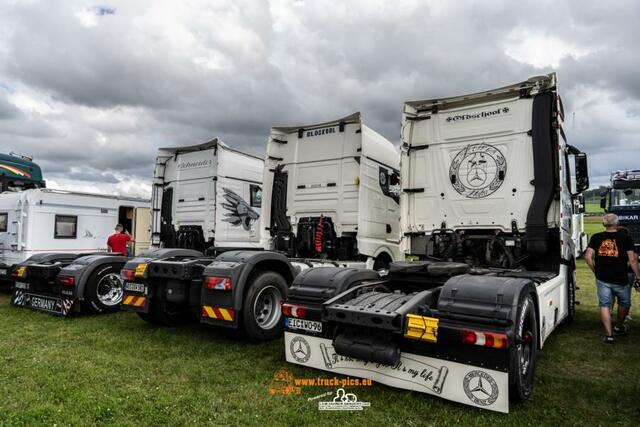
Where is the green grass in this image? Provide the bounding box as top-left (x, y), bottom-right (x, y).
top-left (1, 262), bottom-right (639, 426)
top-left (584, 215), bottom-right (604, 237)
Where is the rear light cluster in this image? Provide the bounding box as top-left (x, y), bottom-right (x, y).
top-left (461, 329), bottom-right (509, 349)
top-left (205, 276), bottom-right (232, 291)
top-left (121, 263), bottom-right (148, 281)
top-left (121, 268), bottom-right (135, 281)
top-left (12, 266), bottom-right (27, 279)
top-left (57, 275), bottom-right (75, 287)
top-left (282, 303), bottom-right (306, 318)
top-left (134, 263), bottom-right (148, 278)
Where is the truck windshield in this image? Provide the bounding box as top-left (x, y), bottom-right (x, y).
top-left (611, 188), bottom-right (640, 207)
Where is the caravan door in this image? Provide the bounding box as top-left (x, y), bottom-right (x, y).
top-left (133, 207), bottom-right (151, 255)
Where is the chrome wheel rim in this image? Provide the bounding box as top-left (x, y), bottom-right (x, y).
top-left (253, 285), bottom-right (282, 330)
top-left (96, 273), bottom-right (123, 306)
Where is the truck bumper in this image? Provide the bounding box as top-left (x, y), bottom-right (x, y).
top-left (12, 285), bottom-right (76, 317)
top-left (284, 331), bottom-right (510, 413)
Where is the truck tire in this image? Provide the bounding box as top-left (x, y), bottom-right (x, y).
top-left (242, 270), bottom-right (287, 342)
top-left (509, 293), bottom-right (538, 403)
top-left (84, 264), bottom-right (124, 314)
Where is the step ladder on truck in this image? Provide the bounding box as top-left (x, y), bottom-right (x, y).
top-left (120, 113), bottom-right (402, 341)
top-left (281, 74), bottom-right (589, 412)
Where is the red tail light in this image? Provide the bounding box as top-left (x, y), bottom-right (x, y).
top-left (461, 329), bottom-right (508, 349)
top-left (57, 276), bottom-right (75, 287)
top-left (205, 276), bottom-right (232, 291)
top-left (121, 268), bottom-right (135, 281)
top-left (282, 303), bottom-right (307, 318)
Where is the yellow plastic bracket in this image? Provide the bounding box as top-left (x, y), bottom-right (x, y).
top-left (404, 314), bottom-right (439, 343)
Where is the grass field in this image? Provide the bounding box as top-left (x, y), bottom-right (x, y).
top-left (1, 257), bottom-right (639, 426)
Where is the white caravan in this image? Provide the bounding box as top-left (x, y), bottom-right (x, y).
top-left (150, 140), bottom-right (264, 252)
top-left (0, 188), bottom-right (150, 279)
top-left (261, 112), bottom-right (402, 268)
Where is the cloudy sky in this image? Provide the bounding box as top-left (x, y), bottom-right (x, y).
top-left (0, 0), bottom-right (637, 197)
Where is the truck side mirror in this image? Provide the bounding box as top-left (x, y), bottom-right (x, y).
top-left (574, 153), bottom-right (589, 193)
top-left (600, 195), bottom-right (607, 209)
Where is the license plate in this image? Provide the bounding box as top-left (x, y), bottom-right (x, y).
top-left (124, 282), bottom-right (146, 293)
top-left (286, 317), bottom-right (322, 333)
top-left (14, 281), bottom-right (28, 290)
top-left (26, 295), bottom-right (62, 314)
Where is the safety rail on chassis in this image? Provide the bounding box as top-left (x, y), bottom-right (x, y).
top-left (11, 252), bottom-right (129, 316)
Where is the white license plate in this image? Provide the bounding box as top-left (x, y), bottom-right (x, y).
top-left (124, 282), bottom-right (146, 293)
top-left (28, 295), bottom-right (61, 313)
top-left (14, 282), bottom-right (28, 290)
top-left (286, 317), bottom-right (322, 333)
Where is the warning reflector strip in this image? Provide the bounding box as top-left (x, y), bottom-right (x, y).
top-left (201, 305), bottom-right (234, 321)
top-left (123, 294), bottom-right (146, 307)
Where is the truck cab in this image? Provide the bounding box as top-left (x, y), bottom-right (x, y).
top-left (262, 112), bottom-right (401, 268)
top-left (601, 170), bottom-right (640, 249)
top-left (0, 153), bottom-right (45, 192)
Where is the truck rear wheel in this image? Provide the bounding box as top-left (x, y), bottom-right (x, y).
top-left (242, 270), bottom-right (287, 342)
top-left (84, 264), bottom-right (124, 314)
top-left (509, 294), bottom-right (538, 402)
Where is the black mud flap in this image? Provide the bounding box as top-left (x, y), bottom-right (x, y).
top-left (12, 290), bottom-right (75, 316)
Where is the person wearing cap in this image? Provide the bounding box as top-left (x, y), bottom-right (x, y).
top-left (585, 213), bottom-right (640, 343)
top-left (107, 223), bottom-right (134, 256)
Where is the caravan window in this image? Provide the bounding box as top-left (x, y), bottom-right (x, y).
top-left (54, 215), bottom-right (77, 239)
top-left (250, 185), bottom-right (262, 208)
top-left (0, 213), bottom-right (7, 232)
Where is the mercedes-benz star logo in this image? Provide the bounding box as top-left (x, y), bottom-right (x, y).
top-left (449, 143), bottom-right (507, 199)
top-left (463, 370), bottom-right (499, 406)
top-left (289, 336), bottom-right (311, 363)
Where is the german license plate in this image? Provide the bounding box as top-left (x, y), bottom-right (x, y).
top-left (26, 295), bottom-right (62, 314)
top-left (286, 317), bottom-right (322, 333)
top-left (14, 281), bottom-right (28, 290)
top-left (124, 282), bottom-right (146, 293)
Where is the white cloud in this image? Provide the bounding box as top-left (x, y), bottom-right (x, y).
top-left (503, 28), bottom-right (592, 68)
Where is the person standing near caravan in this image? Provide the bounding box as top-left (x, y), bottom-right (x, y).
top-left (107, 224), bottom-right (133, 256)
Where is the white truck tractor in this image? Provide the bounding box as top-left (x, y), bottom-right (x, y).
top-left (282, 74), bottom-right (589, 412)
top-left (6, 189), bottom-right (149, 315)
top-left (120, 114), bottom-right (402, 341)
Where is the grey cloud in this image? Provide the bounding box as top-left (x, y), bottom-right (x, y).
top-left (0, 0), bottom-right (638, 191)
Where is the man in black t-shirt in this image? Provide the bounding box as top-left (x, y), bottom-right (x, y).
top-left (585, 213), bottom-right (640, 343)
